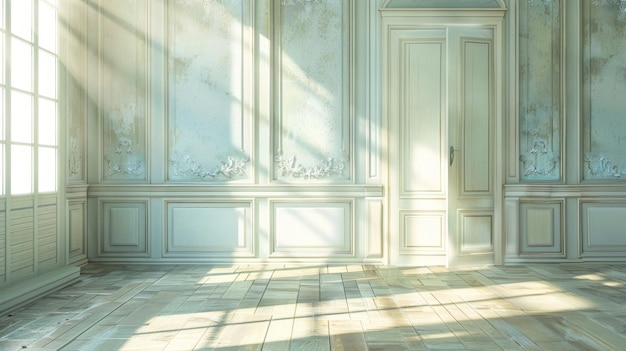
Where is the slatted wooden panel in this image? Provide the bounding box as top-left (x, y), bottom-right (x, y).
top-left (38, 204), bottom-right (57, 266)
top-left (10, 208), bottom-right (34, 278)
top-left (0, 211), bottom-right (5, 279)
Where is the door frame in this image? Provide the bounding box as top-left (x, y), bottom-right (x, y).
top-left (380, 5), bottom-right (506, 266)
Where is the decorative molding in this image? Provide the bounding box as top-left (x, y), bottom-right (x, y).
top-left (104, 155), bottom-right (143, 176)
top-left (520, 139), bottom-right (560, 177)
top-left (103, 101), bottom-right (145, 177)
top-left (584, 154), bottom-right (626, 178)
top-left (68, 136), bottom-right (82, 178)
top-left (275, 154), bottom-right (347, 180)
top-left (170, 152), bottom-right (250, 180)
top-left (281, 0), bottom-right (320, 5)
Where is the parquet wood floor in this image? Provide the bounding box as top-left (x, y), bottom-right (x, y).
top-left (2, 263), bottom-right (626, 350)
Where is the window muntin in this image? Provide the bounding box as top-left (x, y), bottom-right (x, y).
top-left (2, 0), bottom-right (58, 195)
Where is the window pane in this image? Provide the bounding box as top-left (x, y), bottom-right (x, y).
top-left (38, 98), bottom-right (56, 145)
top-left (38, 49), bottom-right (56, 98)
top-left (11, 90), bottom-right (33, 143)
top-left (38, 146), bottom-right (56, 192)
top-left (39, 1), bottom-right (57, 53)
top-left (11, 144), bottom-right (32, 194)
top-left (11, 0), bottom-right (32, 41)
top-left (11, 37), bottom-right (33, 91)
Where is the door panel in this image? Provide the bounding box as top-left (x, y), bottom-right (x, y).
top-left (402, 40), bottom-right (445, 195)
top-left (389, 27), bottom-right (494, 267)
top-left (389, 29), bottom-right (448, 266)
top-left (448, 28), bottom-right (495, 267)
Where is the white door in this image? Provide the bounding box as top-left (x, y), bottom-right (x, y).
top-left (388, 27), bottom-right (495, 267)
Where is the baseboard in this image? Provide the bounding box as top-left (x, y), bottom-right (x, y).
top-left (0, 266), bottom-right (81, 315)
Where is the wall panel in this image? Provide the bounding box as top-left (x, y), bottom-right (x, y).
top-left (273, 0), bottom-right (352, 181)
top-left (519, 200), bottom-right (563, 257)
top-left (100, 201), bottom-right (148, 256)
top-left (65, 0), bottom-right (87, 182)
top-left (165, 201), bottom-right (253, 257)
top-left (365, 199), bottom-right (383, 258)
top-left (271, 200), bottom-right (353, 257)
top-left (582, 202), bottom-right (626, 256)
top-left (518, 0), bottom-right (561, 181)
top-left (100, 0), bottom-right (148, 181)
top-left (68, 201), bottom-right (86, 265)
top-left (167, 0), bottom-right (252, 181)
top-left (582, 1), bottom-right (626, 180)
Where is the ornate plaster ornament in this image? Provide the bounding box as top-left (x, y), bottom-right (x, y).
top-left (275, 154), bottom-right (346, 180)
top-left (584, 154), bottom-right (626, 178)
top-left (104, 155), bottom-right (143, 176)
top-left (171, 152), bottom-right (250, 180)
top-left (104, 102), bottom-right (145, 177)
top-left (68, 136), bottom-right (82, 178)
top-left (519, 139), bottom-right (560, 177)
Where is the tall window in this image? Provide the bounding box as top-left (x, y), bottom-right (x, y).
top-left (2, 0), bottom-right (58, 195)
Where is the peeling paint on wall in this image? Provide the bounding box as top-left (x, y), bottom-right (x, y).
top-left (519, 0), bottom-right (561, 181)
top-left (583, 2), bottom-right (626, 179)
top-left (167, 0), bottom-right (250, 181)
top-left (100, 0), bottom-right (148, 181)
top-left (275, 0), bottom-right (350, 181)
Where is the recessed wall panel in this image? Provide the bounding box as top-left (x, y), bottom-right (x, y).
top-left (271, 201), bottom-right (353, 257)
top-left (167, 0), bottom-right (252, 181)
top-left (166, 202), bottom-right (253, 257)
top-left (366, 199), bottom-right (383, 258)
top-left (520, 201), bottom-right (563, 256)
top-left (582, 202), bottom-right (626, 256)
top-left (582, 2), bottom-right (626, 180)
top-left (68, 202), bottom-right (86, 263)
top-left (519, 0), bottom-right (561, 181)
top-left (65, 0), bottom-right (86, 182)
top-left (101, 201), bottom-right (148, 256)
top-left (274, 0), bottom-right (351, 181)
top-left (100, 0), bottom-right (148, 181)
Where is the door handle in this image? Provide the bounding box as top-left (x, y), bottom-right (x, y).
top-left (449, 146), bottom-right (461, 166)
